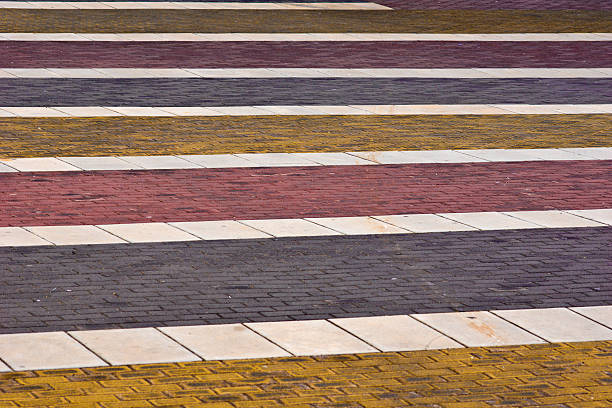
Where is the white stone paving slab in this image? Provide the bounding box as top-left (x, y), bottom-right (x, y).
top-left (119, 155), bottom-right (201, 169)
top-left (97, 223), bottom-right (199, 243)
top-left (0, 227), bottom-right (51, 247)
top-left (186, 68), bottom-right (277, 78)
top-left (373, 214), bottom-right (477, 233)
top-left (208, 106), bottom-right (276, 115)
top-left (256, 105), bottom-right (322, 115)
top-left (59, 156), bottom-right (141, 170)
top-left (246, 320), bottom-right (377, 355)
top-left (70, 328), bottom-right (199, 365)
top-left (566, 209), bottom-right (612, 225)
top-left (571, 306), bottom-right (612, 329)
top-left (348, 150), bottom-right (480, 164)
top-left (2, 68), bottom-right (62, 78)
top-left (0, 359), bottom-right (9, 372)
top-left (492, 104), bottom-right (564, 114)
top-left (49, 69), bottom-right (110, 78)
top-left (169, 220), bottom-right (271, 240)
top-left (25, 225), bottom-right (127, 245)
top-left (0, 158), bottom-right (80, 171)
top-left (439, 212), bottom-right (542, 230)
top-left (235, 153), bottom-right (319, 166)
top-left (331, 315), bottom-right (462, 352)
top-left (292, 152), bottom-right (375, 165)
top-left (0, 332), bottom-right (106, 370)
top-left (552, 104), bottom-right (612, 114)
top-left (503, 210), bottom-right (606, 228)
top-left (0, 108), bottom-right (16, 117)
top-left (560, 147), bottom-right (612, 159)
top-left (493, 308), bottom-right (612, 343)
top-left (514, 148), bottom-right (594, 161)
top-left (299, 105), bottom-right (373, 114)
top-left (54, 106), bottom-right (118, 116)
top-left (0, 162), bottom-right (18, 172)
top-left (1, 107), bottom-right (68, 117)
top-left (157, 107), bottom-right (226, 116)
top-left (306, 216), bottom-right (408, 235)
top-left (105, 106), bottom-right (175, 116)
top-left (178, 154), bottom-right (263, 168)
top-left (413, 311), bottom-right (546, 347)
top-left (239, 219), bottom-right (341, 237)
top-left (160, 324), bottom-right (291, 360)
top-left (458, 149), bottom-right (544, 162)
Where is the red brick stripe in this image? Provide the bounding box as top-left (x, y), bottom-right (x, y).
top-left (1, 161), bottom-right (610, 227)
top-left (1, 41), bottom-right (610, 68)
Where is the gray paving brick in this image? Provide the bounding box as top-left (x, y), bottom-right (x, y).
top-left (0, 227), bottom-right (610, 333)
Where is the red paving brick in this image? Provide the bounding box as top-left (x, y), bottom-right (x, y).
top-left (1, 161), bottom-right (610, 227)
top-left (1, 41), bottom-right (610, 68)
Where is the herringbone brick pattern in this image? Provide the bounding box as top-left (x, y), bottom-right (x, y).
top-left (1, 115), bottom-right (609, 158)
top-left (1, 342), bottom-right (611, 407)
top-left (1, 10), bottom-right (610, 33)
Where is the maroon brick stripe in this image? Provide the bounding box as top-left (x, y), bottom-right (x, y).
top-left (376, 0), bottom-right (612, 9)
top-left (1, 41), bottom-right (610, 68)
top-left (1, 161), bottom-right (610, 227)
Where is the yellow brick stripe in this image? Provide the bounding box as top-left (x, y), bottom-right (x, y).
top-left (0, 342), bottom-right (610, 407)
top-left (1, 114), bottom-right (611, 159)
top-left (1, 9), bottom-right (611, 33)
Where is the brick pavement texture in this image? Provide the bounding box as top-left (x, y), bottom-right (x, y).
top-left (3, 41), bottom-right (610, 68)
top-left (2, 161), bottom-right (611, 227)
top-left (1, 10), bottom-right (610, 33)
top-left (379, 0), bottom-right (612, 9)
top-left (1, 342), bottom-right (611, 407)
top-left (1, 228), bottom-right (610, 333)
top-left (2, 78), bottom-right (611, 106)
top-left (1, 115), bottom-right (610, 158)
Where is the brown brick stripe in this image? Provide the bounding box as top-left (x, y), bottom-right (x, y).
top-left (0, 114), bottom-right (609, 158)
top-left (0, 9), bottom-right (610, 33)
top-left (1, 342), bottom-right (611, 407)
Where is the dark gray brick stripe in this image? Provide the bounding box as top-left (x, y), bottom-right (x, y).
top-left (1, 227), bottom-right (610, 334)
top-left (0, 78), bottom-right (611, 106)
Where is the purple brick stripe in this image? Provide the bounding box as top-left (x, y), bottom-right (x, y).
top-left (2, 41), bottom-right (610, 68)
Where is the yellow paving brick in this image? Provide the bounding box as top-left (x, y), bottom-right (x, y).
top-left (1, 343), bottom-right (610, 407)
top-left (0, 115), bottom-right (610, 158)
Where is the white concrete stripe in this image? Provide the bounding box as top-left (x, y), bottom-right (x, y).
top-left (1, 305), bottom-right (611, 370)
top-left (1, 148), bottom-right (609, 173)
top-left (2, 68), bottom-right (611, 78)
top-left (1, 33), bottom-right (610, 41)
top-left (0, 1), bottom-right (391, 9)
top-left (1, 104), bottom-right (612, 118)
top-left (1, 209), bottom-right (609, 247)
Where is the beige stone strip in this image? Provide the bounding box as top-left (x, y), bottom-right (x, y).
top-left (0, 306), bottom-right (610, 371)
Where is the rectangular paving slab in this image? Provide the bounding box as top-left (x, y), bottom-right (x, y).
top-left (0, 332), bottom-right (106, 370)
top-left (169, 220), bottom-right (271, 240)
top-left (239, 219), bottom-right (341, 237)
top-left (97, 222), bottom-right (200, 243)
top-left (69, 328), bottom-right (199, 365)
top-left (0, 227), bottom-right (50, 246)
top-left (412, 311), bottom-right (546, 347)
top-left (492, 308), bottom-right (612, 343)
top-left (373, 214), bottom-right (477, 233)
top-left (571, 306), bottom-right (612, 328)
top-left (160, 324), bottom-right (291, 360)
top-left (503, 210), bottom-right (606, 228)
top-left (245, 320), bottom-right (377, 355)
top-left (439, 212), bottom-right (542, 230)
top-left (567, 209), bottom-right (612, 225)
top-left (330, 315), bottom-right (462, 351)
top-left (305, 216), bottom-right (408, 235)
top-left (25, 225), bottom-right (127, 245)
